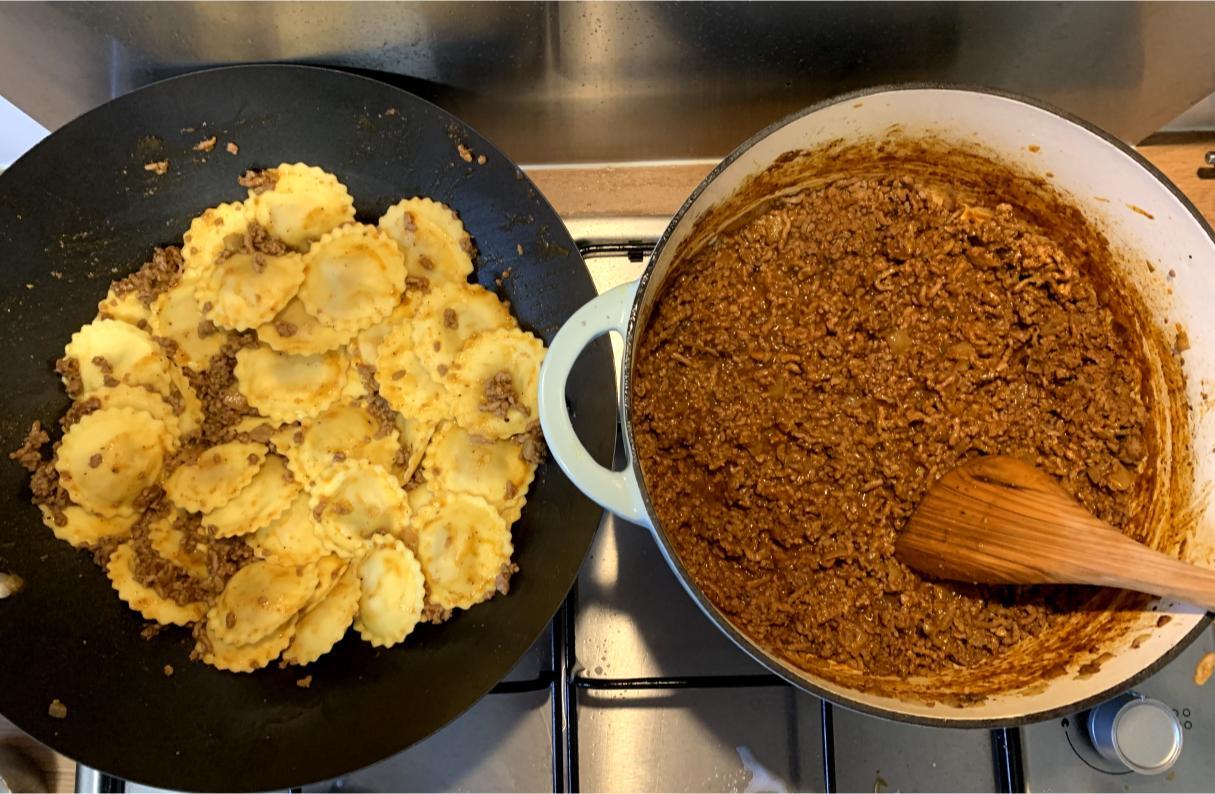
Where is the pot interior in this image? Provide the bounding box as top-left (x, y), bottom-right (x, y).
top-left (625, 88), bottom-right (1215, 723)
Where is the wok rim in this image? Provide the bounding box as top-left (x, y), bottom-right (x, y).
top-left (0, 61), bottom-right (608, 787)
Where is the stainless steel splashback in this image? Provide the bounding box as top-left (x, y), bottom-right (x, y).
top-left (3, 1), bottom-right (1215, 164)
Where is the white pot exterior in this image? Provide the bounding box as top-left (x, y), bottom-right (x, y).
top-left (543, 87), bottom-right (1215, 724)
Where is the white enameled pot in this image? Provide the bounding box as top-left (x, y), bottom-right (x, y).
top-left (537, 86), bottom-right (1215, 725)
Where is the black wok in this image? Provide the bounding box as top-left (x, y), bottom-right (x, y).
top-left (0, 64), bottom-right (614, 790)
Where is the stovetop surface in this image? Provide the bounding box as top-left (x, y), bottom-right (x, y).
top-left (102, 218), bottom-right (1215, 794)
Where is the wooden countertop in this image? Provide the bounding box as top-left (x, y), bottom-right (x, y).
top-left (528, 137), bottom-right (1215, 225)
top-left (2, 135), bottom-right (1212, 793)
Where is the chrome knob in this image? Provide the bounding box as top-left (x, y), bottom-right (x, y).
top-left (1086, 692), bottom-right (1183, 775)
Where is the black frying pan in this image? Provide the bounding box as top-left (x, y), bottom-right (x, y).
top-left (0, 64), bottom-right (614, 790)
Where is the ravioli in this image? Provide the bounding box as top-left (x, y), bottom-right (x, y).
top-left (147, 512), bottom-right (209, 578)
top-left (163, 441), bottom-right (266, 514)
top-left (97, 286), bottom-right (151, 326)
top-left (39, 504), bottom-right (137, 549)
top-left (354, 534), bottom-right (426, 648)
top-left (89, 383), bottom-right (182, 446)
top-left (413, 493), bottom-right (512, 612)
top-left (297, 224), bottom-right (406, 334)
top-left (310, 460), bottom-right (411, 550)
top-left (56, 407), bottom-right (170, 518)
top-left (422, 422), bottom-right (533, 519)
top-left (247, 163), bottom-right (356, 249)
top-left (411, 282), bottom-right (512, 377)
top-left (293, 401), bottom-right (400, 486)
top-left (210, 560), bottom-right (319, 646)
top-left (353, 295), bottom-right (420, 368)
top-left (64, 319), bottom-right (172, 397)
top-left (181, 201), bottom-right (250, 281)
top-left (200, 454), bottom-right (299, 538)
top-left (25, 163), bottom-right (548, 674)
top-left (283, 561), bottom-right (361, 665)
top-left (394, 414), bottom-right (435, 483)
top-left (199, 612), bottom-right (297, 673)
top-left (194, 242), bottom-right (305, 331)
top-left (233, 345), bottom-right (347, 423)
top-left (247, 492), bottom-right (328, 566)
top-left (446, 328), bottom-right (545, 439)
top-left (149, 279), bottom-right (226, 370)
top-left (257, 296), bottom-right (353, 356)
top-left (375, 324), bottom-right (449, 425)
top-left (378, 198), bottom-right (475, 288)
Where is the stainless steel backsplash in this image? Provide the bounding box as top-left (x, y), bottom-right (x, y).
top-left (3, 1), bottom-right (1214, 164)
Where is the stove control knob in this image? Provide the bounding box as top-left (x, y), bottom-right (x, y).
top-left (1086, 692), bottom-right (1182, 775)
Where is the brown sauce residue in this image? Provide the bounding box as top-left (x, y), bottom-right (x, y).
top-left (631, 138), bottom-right (1192, 703)
top-left (1128, 204), bottom-right (1155, 220)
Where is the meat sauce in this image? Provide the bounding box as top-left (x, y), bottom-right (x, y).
top-left (632, 169), bottom-right (1154, 677)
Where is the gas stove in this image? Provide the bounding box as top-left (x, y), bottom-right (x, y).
top-left (80, 217), bottom-right (1215, 793)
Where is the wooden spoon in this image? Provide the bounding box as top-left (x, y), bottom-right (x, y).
top-left (896, 455), bottom-right (1215, 611)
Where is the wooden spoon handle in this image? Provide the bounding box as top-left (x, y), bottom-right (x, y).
top-left (1065, 532), bottom-right (1215, 611)
top-left (900, 456), bottom-right (1215, 611)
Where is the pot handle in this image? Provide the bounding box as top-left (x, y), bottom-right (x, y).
top-left (538, 280), bottom-right (652, 528)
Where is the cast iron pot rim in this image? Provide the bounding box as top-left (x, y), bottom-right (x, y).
top-left (617, 82), bottom-right (1215, 728)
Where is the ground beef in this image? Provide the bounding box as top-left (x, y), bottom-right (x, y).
top-left (459, 234), bottom-right (477, 258)
top-left (481, 371), bottom-right (528, 420)
top-left (495, 562), bottom-right (519, 596)
top-left (184, 331), bottom-right (258, 443)
top-left (109, 246), bottom-right (183, 306)
top-left (406, 275), bottom-right (430, 293)
top-left (29, 450), bottom-right (69, 528)
top-left (512, 421), bottom-right (547, 465)
top-left (216, 222), bottom-right (289, 265)
top-left (54, 356), bottom-right (82, 398)
top-left (128, 507), bottom-right (250, 606)
top-left (90, 535), bottom-right (124, 567)
top-left (403, 466), bottom-right (426, 492)
top-left (163, 441), bottom-right (204, 476)
top-left (631, 173), bottom-right (1152, 678)
top-left (155, 336), bottom-right (180, 359)
top-left (203, 532), bottom-right (253, 589)
top-left (273, 321), bottom-right (298, 338)
top-left (139, 622), bottom-right (166, 640)
top-left (356, 368), bottom-right (399, 440)
top-left (246, 222), bottom-right (288, 256)
top-left (59, 396), bottom-right (101, 431)
top-left (238, 169), bottom-right (278, 194)
top-left (422, 603), bottom-right (453, 624)
top-left (9, 421), bottom-right (48, 471)
top-left (188, 621), bottom-right (211, 661)
top-left (128, 504), bottom-right (210, 606)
